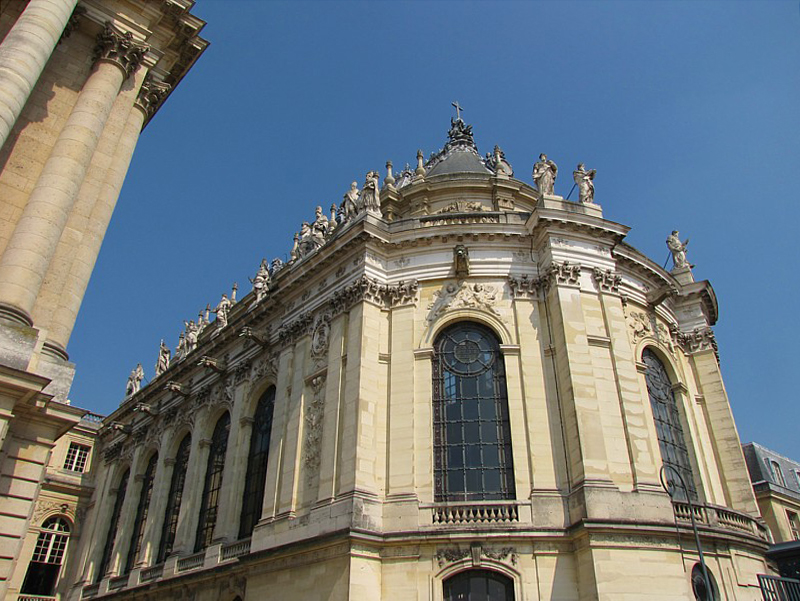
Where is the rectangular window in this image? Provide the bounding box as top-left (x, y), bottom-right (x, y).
top-left (788, 511), bottom-right (800, 541)
top-left (63, 442), bottom-right (90, 473)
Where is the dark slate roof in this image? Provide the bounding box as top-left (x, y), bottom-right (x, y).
top-left (427, 147), bottom-right (491, 176)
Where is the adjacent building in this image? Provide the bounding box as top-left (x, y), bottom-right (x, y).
top-left (0, 1), bottom-right (207, 599)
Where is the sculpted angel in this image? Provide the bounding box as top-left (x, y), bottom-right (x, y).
top-left (532, 153), bottom-right (558, 195)
top-left (573, 163), bottom-right (596, 203)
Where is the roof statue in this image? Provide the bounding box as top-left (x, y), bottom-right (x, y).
top-left (573, 163), bottom-right (596, 203)
top-left (532, 153), bottom-right (558, 195)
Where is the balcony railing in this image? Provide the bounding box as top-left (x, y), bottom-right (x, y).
top-left (18, 595), bottom-right (58, 601)
top-left (139, 563), bottom-right (164, 583)
top-left (428, 501), bottom-right (520, 525)
top-left (176, 551), bottom-right (205, 572)
top-left (672, 500), bottom-right (770, 542)
top-left (221, 538), bottom-right (251, 561)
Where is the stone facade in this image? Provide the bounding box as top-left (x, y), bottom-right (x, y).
top-left (743, 442), bottom-right (800, 543)
top-left (68, 118), bottom-right (770, 601)
top-left (0, 1), bottom-right (207, 599)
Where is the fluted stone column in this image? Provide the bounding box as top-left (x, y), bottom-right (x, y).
top-left (0, 0), bottom-right (79, 153)
top-left (46, 77), bottom-right (168, 351)
top-left (30, 67), bottom-right (147, 349)
top-left (0, 23), bottom-right (146, 325)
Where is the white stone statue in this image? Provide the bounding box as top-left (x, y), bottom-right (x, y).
top-left (532, 153), bottom-right (558, 195)
top-left (184, 319), bottom-right (199, 352)
top-left (360, 171), bottom-right (381, 214)
top-left (249, 258), bottom-right (270, 304)
top-left (126, 363), bottom-right (144, 396)
top-left (155, 339), bottom-right (170, 376)
top-left (214, 293), bottom-right (232, 329)
top-left (666, 230), bottom-right (693, 269)
top-left (311, 205), bottom-right (329, 244)
top-left (573, 163), bottom-right (596, 204)
top-left (342, 181), bottom-right (359, 221)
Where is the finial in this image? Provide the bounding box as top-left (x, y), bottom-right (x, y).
top-left (415, 150), bottom-right (426, 177)
top-left (384, 160), bottom-right (395, 189)
top-left (451, 100), bottom-right (465, 121)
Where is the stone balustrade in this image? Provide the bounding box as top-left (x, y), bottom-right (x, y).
top-left (427, 501), bottom-right (521, 525)
top-left (672, 500), bottom-right (770, 542)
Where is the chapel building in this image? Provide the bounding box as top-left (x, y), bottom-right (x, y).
top-left (69, 116), bottom-right (772, 601)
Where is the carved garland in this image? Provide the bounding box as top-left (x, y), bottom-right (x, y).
top-left (435, 546), bottom-right (518, 568)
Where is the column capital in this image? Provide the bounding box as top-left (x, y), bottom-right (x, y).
top-left (94, 22), bottom-right (148, 78)
top-left (134, 76), bottom-right (171, 120)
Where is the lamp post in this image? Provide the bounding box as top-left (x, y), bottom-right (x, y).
top-left (659, 464), bottom-right (714, 600)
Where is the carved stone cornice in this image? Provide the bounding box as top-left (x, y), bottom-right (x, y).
top-left (94, 22), bottom-right (149, 78)
top-left (592, 267), bottom-right (622, 293)
top-left (277, 311), bottom-right (313, 346)
top-left (135, 76), bottom-right (171, 119)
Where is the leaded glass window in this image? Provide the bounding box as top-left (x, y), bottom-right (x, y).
top-left (239, 386), bottom-right (276, 538)
top-left (444, 569), bottom-right (514, 601)
top-left (96, 468), bottom-right (129, 581)
top-left (643, 348), bottom-right (697, 500)
top-left (157, 434), bottom-right (190, 563)
top-left (125, 453), bottom-right (158, 573)
top-left (195, 412), bottom-right (230, 552)
top-left (433, 322), bottom-right (515, 502)
top-left (21, 517), bottom-right (70, 595)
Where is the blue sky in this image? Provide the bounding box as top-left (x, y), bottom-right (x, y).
top-left (68, 1), bottom-right (800, 459)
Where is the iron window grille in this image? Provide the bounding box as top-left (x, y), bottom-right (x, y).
top-left (643, 349), bottom-right (697, 501)
top-left (239, 386), bottom-right (276, 539)
top-left (433, 322), bottom-right (516, 502)
top-left (195, 412), bottom-right (231, 552)
top-left (157, 434), bottom-right (190, 563)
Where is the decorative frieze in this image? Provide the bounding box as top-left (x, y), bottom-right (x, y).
top-left (427, 281), bottom-right (501, 325)
top-left (94, 23), bottom-right (148, 78)
top-left (592, 267), bottom-right (622, 292)
top-left (434, 545), bottom-right (518, 567)
top-left (435, 548), bottom-right (470, 567)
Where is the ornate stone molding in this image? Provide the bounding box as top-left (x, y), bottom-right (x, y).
top-left (135, 76), bottom-right (172, 119)
top-left (435, 547), bottom-right (470, 567)
top-left (277, 311), bottom-right (313, 346)
top-left (94, 23), bottom-right (149, 77)
top-left (303, 375), bottom-right (326, 484)
top-left (671, 325), bottom-right (718, 360)
top-left (59, 5), bottom-right (87, 43)
top-left (310, 312), bottom-right (332, 367)
top-left (437, 200), bottom-right (489, 214)
top-left (434, 546), bottom-right (517, 567)
top-left (592, 267), bottom-right (622, 293)
top-left (546, 261), bottom-right (582, 287)
top-left (251, 352), bottom-right (279, 383)
top-left (426, 281), bottom-right (501, 325)
top-left (33, 500), bottom-right (76, 525)
top-left (508, 274), bottom-right (546, 299)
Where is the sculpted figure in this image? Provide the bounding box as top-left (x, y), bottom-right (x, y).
top-left (342, 181), bottom-right (359, 221)
top-left (311, 205), bottom-right (329, 244)
top-left (126, 363), bottom-right (144, 396)
top-left (183, 319), bottom-right (199, 352)
top-left (214, 293), bottom-right (232, 329)
top-left (573, 163), bottom-right (596, 203)
top-left (271, 257), bottom-right (284, 273)
top-left (329, 204), bottom-right (338, 232)
top-left (667, 230), bottom-right (694, 269)
top-left (532, 153), bottom-right (558, 195)
top-left (360, 171), bottom-right (381, 214)
top-left (249, 258), bottom-right (270, 304)
top-left (176, 332), bottom-right (186, 360)
top-left (156, 339), bottom-right (170, 376)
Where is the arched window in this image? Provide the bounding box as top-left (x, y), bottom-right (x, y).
top-left (239, 386), bottom-right (276, 538)
top-left (770, 460), bottom-right (786, 487)
top-left (195, 412), bottom-right (231, 552)
top-left (444, 569), bottom-right (515, 601)
top-left (643, 348), bottom-right (697, 500)
top-left (96, 468), bottom-right (129, 581)
top-left (20, 517), bottom-right (71, 596)
top-left (157, 434), bottom-right (190, 563)
top-left (124, 453), bottom-right (158, 573)
top-left (433, 322), bottom-right (515, 502)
